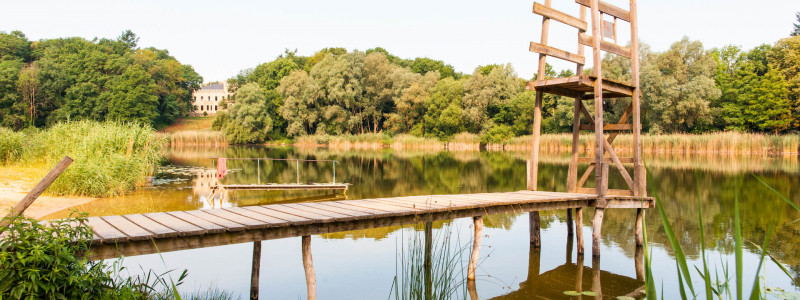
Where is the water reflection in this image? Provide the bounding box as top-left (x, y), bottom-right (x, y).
top-left (47, 146), bottom-right (800, 298)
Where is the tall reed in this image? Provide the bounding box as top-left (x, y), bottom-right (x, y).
top-left (642, 170), bottom-right (798, 299)
top-left (159, 130), bottom-right (228, 147)
top-left (0, 121), bottom-right (163, 197)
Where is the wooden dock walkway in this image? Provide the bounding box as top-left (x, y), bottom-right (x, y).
top-left (212, 183), bottom-right (348, 191)
top-left (86, 190), bottom-right (652, 259)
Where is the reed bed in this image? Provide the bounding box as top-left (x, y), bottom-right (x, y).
top-left (503, 132), bottom-right (800, 155)
top-left (159, 130), bottom-right (228, 147)
top-left (0, 121), bottom-right (163, 197)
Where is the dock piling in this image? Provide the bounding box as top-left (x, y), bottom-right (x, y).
top-left (250, 241), bottom-right (261, 300)
top-left (468, 216), bottom-right (483, 281)
top-left (530, 212), bottom-right (541, 248)
top-left (302, 236), bottom-right (316, 300)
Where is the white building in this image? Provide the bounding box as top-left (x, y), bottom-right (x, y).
top-left (191, 82), bottom-right (232, 116)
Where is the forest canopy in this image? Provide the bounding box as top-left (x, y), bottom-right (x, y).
top-left (0, 30), bottom-right (202, 129)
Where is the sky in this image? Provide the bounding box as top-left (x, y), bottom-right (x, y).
top-left (1, 0), bottom-right (797, 82)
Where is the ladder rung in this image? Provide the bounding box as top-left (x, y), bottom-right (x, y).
top-left (575, 0), bottom-right (630, 22)
top-left (578, 33), bottom-right (632, 58)
top-left (529, 42), bottom-right (585, 65)
top-left (533, 2), bottom-right (587, 31)
top-left (579, 123), bottom-right (632, 131)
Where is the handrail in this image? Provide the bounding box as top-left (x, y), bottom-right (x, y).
top-left (210, 157), bottom-right (340, 185)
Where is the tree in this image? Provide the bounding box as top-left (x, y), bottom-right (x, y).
top-left (409, 57), bottom-right (459, 79)
top-left (385, 69), bottom-right (439, 134)
top-left (106, 65), bottom-right (159, 124)
top-left (768, 36), bottom-right (800, 129)
top-left (641, 37), bottom-right (720, 133)
top-left (362, 52), bottom-right (395, 133)
top-left (16, 63), bottom-right (39, 127)
top-left (792, 12), bottom-right (800, 36)
top-left (224, 83), bottom-right (273, 143)
top-left (0, 59), bottom-right (25, 129)
top-left (117, 30), bottom-right (139, 49)
top-left (423, 77), bottom-right (464, 139)
top-left (278, 70), bottom-right (314, 136)
top-left (462, 64), bottom-right (520, 133)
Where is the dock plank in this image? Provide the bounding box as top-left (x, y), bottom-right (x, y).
top-left (167, 211), bottom-right (226, 234)
top-left (124, 214), bottom-right (179, 239)
top-left (144, 212), bottom-right (206, 236)
top-left (242, 206), bottom-right (315, 225)
top-left (322, 201), bottom-right (389, 215)
top-left (86, 217), bottom-right (128, 243)
top-left (201, 209), bottom-right (268, 229)
top-left (184, 210), bottom-right (248, 231)
top-left (223, 207), bottom-right (287, 225)
top-left (298, 202), bottom-right (373, 218)
top-left (101, 215), bottom-right (153, 241)
top-left (281, 203), bottom-right (355, 220)
top-left (267, 205), bottom-right (337, 222)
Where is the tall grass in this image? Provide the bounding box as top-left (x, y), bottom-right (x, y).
top-left (390, 222), bottom-right (470, 300)
top-left (505, 132), bottom-right (800, 155)
top-left (158, 130), bottom-right (227, 147)
top-left (642, 170), bottom-right (798, 299)
top-left (0, 121), bottom-right (163, 197)
top-left (0, 128), bottom-right (24, 164)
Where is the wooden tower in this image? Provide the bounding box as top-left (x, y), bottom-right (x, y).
top-left (526, 0), bottom-right (645, 256)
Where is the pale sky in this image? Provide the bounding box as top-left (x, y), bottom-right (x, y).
top-left (1, 0), bottom-right (797, 82)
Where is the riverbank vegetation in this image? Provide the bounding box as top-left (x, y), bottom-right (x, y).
top-left (210, 20), bottom-right (800, 145)
top-left (0, 121), bottom-right (162, 197)
top-left (0, 30), bottom-right (202, 129)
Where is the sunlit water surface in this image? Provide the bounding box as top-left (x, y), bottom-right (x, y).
top-left (46, 146), bottom-right (800, 299)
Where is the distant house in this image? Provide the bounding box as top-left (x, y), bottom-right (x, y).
top-left (191, 82), bottom-right (232, 116)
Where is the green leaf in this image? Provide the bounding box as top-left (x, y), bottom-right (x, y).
top-left (563, 291), bottom-right (582, 296)
top-left (582, 291), bottom-right (598, 296)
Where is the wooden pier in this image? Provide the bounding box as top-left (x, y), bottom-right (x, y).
top-left (87, 190), bottom-right (652, 260)
top-left (212, 183), bottom-right (348, 191)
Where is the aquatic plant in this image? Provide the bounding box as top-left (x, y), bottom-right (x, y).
top-left (641, 170), bottom-right (800, 299)
top-left (389, 222), bottom-right (471, 300)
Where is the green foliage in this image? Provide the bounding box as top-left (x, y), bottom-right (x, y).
top-left (223, 83), bottom-right (273, 143)
top-left (0, 30), bottom-right (201, 128)
top-left (0, 127), bottom-right (23, 164)
top-left (642, 37), bottom-right (721, 133)
top-left (423, 78), bottom-right (465, 140)
top-left (409, 57), bottom-right (459, 79)
top-left (480, 123), bottom-right (514, 144)
top-left (792, 12), bottom-right (800, 37)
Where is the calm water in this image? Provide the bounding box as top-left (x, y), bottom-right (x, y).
top-left (46, 146), bottom-right (800, 299)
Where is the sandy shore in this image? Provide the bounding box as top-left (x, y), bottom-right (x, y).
top-left (0, 185), bottom-right (95, 220)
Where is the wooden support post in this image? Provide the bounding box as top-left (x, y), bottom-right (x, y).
top-left (591, 256), bottom-right (602, 299)
top-left (250, 241), bottom-right (262, 300)
top-left (630, 0), bottom-right (645, 198)
top-left (635, 208), bottom-right (644, 246)
top-left (635, 245), bottom-right (645, 281)
top-left (467, 279), bottom-right (478, 300)
top-left (528, 0), bottom-right (552, 191)
top-left (575, 207), bottom-right (584, 255)
top-left (302, 236), bottom-right (316, 300)
top-left (468, 216), bottom-right (483, 281)
top-left (590, 0), bottom-right (606, 199)
top-left (1, 156), bottom-right (72, 228)
top-left (527, 246), bottom-right (542, 283)
top-left (576, 250), bottom-right (585, 294)
top-left (567, 3), bottom-right (587, 194)
top-left (566, 208), bottom-right (574, 236)
top-left (592, 208), bottom-right (604, 257)
top-left (566, 227), bottom-right (574, 264)
top-left (424, 221), bottom-right (433, 300)
top-left (530, 212), bottom-right (541, 248)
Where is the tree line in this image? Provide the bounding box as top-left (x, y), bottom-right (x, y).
top-left (0, 30), bottom-right (202, 129)
top-left (214, 28), bottom-right (800, 144)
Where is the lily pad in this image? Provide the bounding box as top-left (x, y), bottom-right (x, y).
top-left (563, 291), bottom-right (582, 296)
top-left (582, 291), bottom-right (598, 296)
top-left (617, 296), bottom-right (636, 300)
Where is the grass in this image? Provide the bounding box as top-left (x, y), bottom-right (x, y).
top-left (0, 121), bottom-right (163, 197)
top-left (642, 170), bottom-right (799, 299)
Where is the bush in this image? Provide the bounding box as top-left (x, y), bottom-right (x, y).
top-left (480, 124), bottom-right (514, 144)
top-left (0, 212), bottom-right (137, 298)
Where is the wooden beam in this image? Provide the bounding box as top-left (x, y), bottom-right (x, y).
top-left (578, 33), bottom-right (632, 58)
top-left (575, 207), bottom-right (584, 254)
top-left (250, 241), bottom-right (261, 300)
top-left (575, 0), bottom-right (630, 22)
top-left (302, 236), bottom-right (316, 300)
top-left (592, 207), bottom-right (604, 257)
top-left (529, 42), bottom-right (586, 65)
top-left (533, 2), bottom-right (587, 31)
top-left (579, 123), bottom-right (632, 131)
top-left (0, 156), bottom-right (72, 229)
top-left (530, 212), bottom-right (541, 247)
top-left (630, 0), bottom-right (645, 198)
top-left (577, 157), bottom-right (634, 164)
top-left (577, 188), bottom-right (634, 196)
top-left (534, 86), bottom-right (585, 98)
top-left (590, 0), bottom-right (606, 199)
top-left (528, 0), bottom-right (552, 192)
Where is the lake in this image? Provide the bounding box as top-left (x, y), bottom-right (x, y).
top-left (45, 146), bottom-right (800, 299)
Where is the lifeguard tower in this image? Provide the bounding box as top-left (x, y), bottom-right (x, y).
top-left (526, 0), bottom-right (646, 257)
